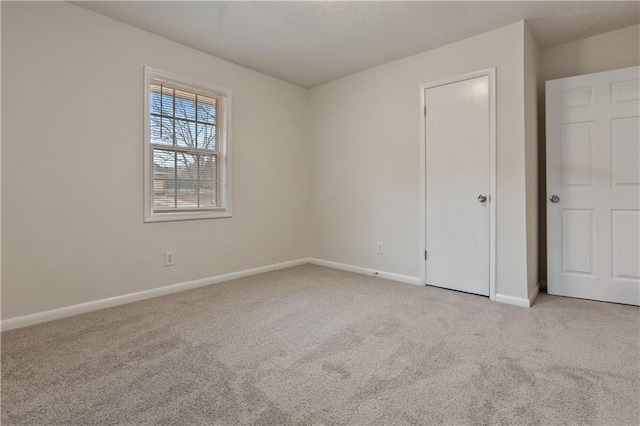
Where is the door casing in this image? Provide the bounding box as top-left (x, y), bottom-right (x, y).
top-left (419, 68), bottom-right (497, 300)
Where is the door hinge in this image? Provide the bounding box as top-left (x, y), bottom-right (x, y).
top-left (423, 106), bottom-right (427, 116)
top-left (424, 250), bottom-right (428, 260)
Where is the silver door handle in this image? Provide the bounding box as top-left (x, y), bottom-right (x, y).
top-left (549, 194), bottom-right (560, 203)
top-left (478, 194), bottom-right (487, 203)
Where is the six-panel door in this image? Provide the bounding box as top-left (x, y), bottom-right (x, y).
top-left (546, 66), bottom-right (640, 306)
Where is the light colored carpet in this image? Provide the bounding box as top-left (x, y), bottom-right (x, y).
top-left (2, 264), bottom-right (639, 425)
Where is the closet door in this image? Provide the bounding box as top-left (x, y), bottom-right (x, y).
top-left (546, 66), bottom-right (640, 306)
top-left (425, 75), bottom-right (491, 296)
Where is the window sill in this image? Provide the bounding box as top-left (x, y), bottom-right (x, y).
top-left (144, 210), bottom-right (232, 223)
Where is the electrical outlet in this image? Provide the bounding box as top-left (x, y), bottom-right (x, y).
top-left (376, 241), bottom-right (384, 254)
top-left (165, 251), bottom-right (175, 266)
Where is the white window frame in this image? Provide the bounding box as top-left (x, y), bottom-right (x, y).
top-left (143, 66), bottom-right (232, 222)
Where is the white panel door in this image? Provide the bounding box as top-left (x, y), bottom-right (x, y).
top-left (546, 66), bottom-right (640, 306)
top-left (425, 76), bottom-right (490, 296)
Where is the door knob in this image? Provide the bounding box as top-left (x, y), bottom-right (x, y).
top-left (549, 194), bottom-right (560, 203)
top-left (478, 194), bottom-right (488, 203)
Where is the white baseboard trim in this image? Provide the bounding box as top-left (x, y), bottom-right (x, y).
top-left (495, 293), bottom-right (531, 308)
top-left (2, 257), bottom-right (540, 330)
top-left (308, 258), bottom-right (423, 286)
top-left (1, 258), bottom-right (310, 332)
top-left (495, 282), bottom-right (541, 308)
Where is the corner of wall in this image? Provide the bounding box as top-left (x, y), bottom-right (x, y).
top-left (303, 85), bottom-right (313, 259)
top-left (0, 0), bottom-right (3, 323)
top-left (524, 21), bottom-right (540, 297)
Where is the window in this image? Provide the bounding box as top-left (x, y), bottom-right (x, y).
top-left (144, 67), bottom-right (231, 222)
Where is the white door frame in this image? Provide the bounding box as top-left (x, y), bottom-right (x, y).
top-left (419, 68), bottom-right (497, 300)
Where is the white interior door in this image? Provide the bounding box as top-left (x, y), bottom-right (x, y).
top-left (425, 75), bottom-right (491, 296)
top-left (546, 66), bottom-right (640, 306)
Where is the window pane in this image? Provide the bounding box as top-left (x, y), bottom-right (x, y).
top-left (196, 123), bottom-right (216, 149)
top-left (153, 151), bottom-right (220, 211)
top-left (175, 152), bottom-right (197, 181)
top-left (174, 90), bottom-right (196, 121)
top-left (153, 149), bottom-right (176, 210)
top-left (199, 154), bottom-right (217, 207)
top-left (150, 115), bottom-right (174, 146)
top-left (150, 91), bottom-right (162, 115)
top-left (175, 180), bottom-right (198, 209)
top-left (197, 97), bottom-right (216, 124)
top-left (199, 188), bottom-right (215, 207)
top-left (153, 179), bottom-right (176, 210)
top-left (153, 149), bottom-right (175, 175)
top-left (175, 119), bottom-right (196, 148)
top-left (199, 154), bottom-right (217, 185)
top-left (150, 85), bottom-right (174, 116)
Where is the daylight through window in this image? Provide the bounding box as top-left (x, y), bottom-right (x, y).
top-left (144, 68), bottom-right (231, 221)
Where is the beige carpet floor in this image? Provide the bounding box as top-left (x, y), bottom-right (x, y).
top-left (2, 264), bottom-right (639, 425)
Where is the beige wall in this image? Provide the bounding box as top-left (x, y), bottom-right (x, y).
top-left (309, 22), bottom-right (532, 299)
top-left (540, 25), bottom-right (640, 83)
top-left (537, 24), bottom-right (640, 283)
top-left (0, 3), bottom-right (3, 321)
top-left (1, 2), bottom-right (310, 319)
top-left (524, 23), bottom-right (539, 298)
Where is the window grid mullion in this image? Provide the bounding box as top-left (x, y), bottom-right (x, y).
top-left (173, 89), bottom-right (177, 209)
top-left (151, 113), bottom-right (215, 127)
top-left (196, 153), bottom-right (201, 208)
top-left (151, 144), bottom-right (218, 156)
top-left (216, 96), bottom-right (221, 207)
top-left (195, 93), bottom-right (198, 150)
top-left (160, 83), bottom-right (163, 140)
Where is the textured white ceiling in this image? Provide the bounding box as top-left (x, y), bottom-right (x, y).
top-left (74, 1), bottom-right (640, 88)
